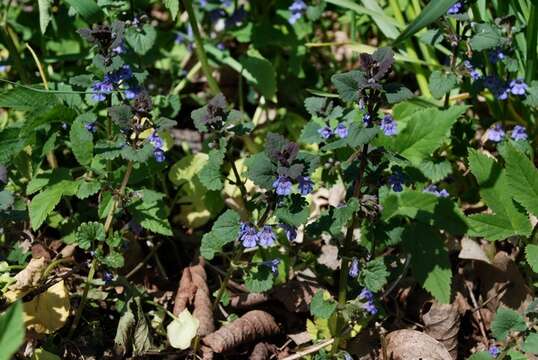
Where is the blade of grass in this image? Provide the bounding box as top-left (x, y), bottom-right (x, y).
top-left (526, 2), bottom-right (537, 83)
top-left (360, 0), bottom-right (400, 39)
top-left (393, 0), bottom-right (458, 46)
top-left (325, 0), bottom-right (403, 28)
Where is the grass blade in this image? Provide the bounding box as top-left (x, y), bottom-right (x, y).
top-left (360, 0), bottom-right (400, 39)
top-left (526, 3), bottom-right (538, 83)
top-left (393, 0), bottom-right (458, 46)
top-left (325, 0), bottom-right (402, 28)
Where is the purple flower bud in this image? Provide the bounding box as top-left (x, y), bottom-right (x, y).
top-left (423, 184), bottom-right (449, 198)
top-left (487, 123), bottom-right (505, 143)
top-left (511, 125), bottom-right (528, 141)
top-left (349, 257), bottom-right (360, 278)
top-left (297, 176), bottom-right (314, 196)
top-left (239, 222), bottom-right (258, 248)
top-left (380, 115), bottom-right (397, 136)
top-left (153, 148), bottom-right (165, 162)
top-left (261, 258), bottom-right (280, 275)
top-left (509, 78), bottom-right (528, 95)
top-left (334, 123), bottom-right (348, 138)
top-left (318, 126), bottom-right (333, 139)
top-left (279, 223), bottom-right (297, 241)
top-left (488, 345), bottom-right (501, 358)
top-left (388, 171), bottom-right (404, 192)
top-left (273, 176), bottom-right (292, 196)
top-left (447, 2), bottom-right (463, 14)
top-left (258, 225), bottom-right (276, 247)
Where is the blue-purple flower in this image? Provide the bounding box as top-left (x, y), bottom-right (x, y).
top-left (261, 258), bottom-right (280, 275)
top-left (318, 126), bottom-right (332, 139)
top-left (388, 171), bottom-right (404, 192)
top-left (509, 78), bottom-right (528, 95)
top-left (463, 60), bottom-right (481, 80)
top-left (362, 113), bottom-right (372, 127)
top-left (149, 131), bottom-right (164, 149)
top-left (447, 2), bottom-right (463, 14)
top-left (153, 148), bottom-right (165, 163)
top-left (511, 125), bottom-right (528, 141)
top-left (258, 225), bottom-right (276, 247)
top-left (297, 176), bottom-right (314, 196)
top-left (488, 49), bottom-right (505, 64)
top-left (273, 176), bottom-right (293, 196)
top-left (288, 0), bottom-right (307, 24)
top-left (358, 288), bottom-right (377, 315)
top-left (488, 345), bottom-right (501, 358)
top-left (349, 257), bottom-right (360, 278)
top-left (487, 123), bottom-right (505, 142)
top-left (334, 123), bottom-right (348, 138)
top-left (239, 222), bottom-right (259, 248)
top-left (279, 223), bottom-right (297, 241)
top-left (423, 184), bottom-right (449, 198)
top-left (91, 80), bottom-right (113, 101)
top-left (124, 86), bottom-right (140, 100)
top-left (380, 115), bottom-right (397, 136)
top-left (85, 122), bottom-right (97, 133)
top-left (103, 271), bottom-right (114, 285)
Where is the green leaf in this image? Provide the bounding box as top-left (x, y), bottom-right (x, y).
top-left (121, 143), bottom-right (153, 162)
top-left (523, 81), bottom-right (538, 107)
top-left (299, 121), bottom-right (322, 144)
top-left (526, 244), bottom-right (538, 273)
top-left (245, 152), bottom-right (276, 190)
top-left (0, 190), bottom-right (14, 211)
top-left (507, 350), bottom-right (527, 360)
top-left (64, 0), bottom-right (103, 23)
top-left (29, 180), bottom-right (79, 230)
top-left (200, 210), bottom-right (241, 260)
top-left (470, 23), bottom-right (502, 51)
top-left (38, 0), bottom-right (52, 34)
top-left (467, 352), bottom-right (493, 360)
top-left (468, 149), bottom-right (531, 239)
top-left (428, 70), bottom-right (458, 99)
top-left (75, 222), bottom-right (105, 250)
top-left (310, 290), bottom-right (337, 319)
top-left (360, 0), bottom-right (400, 39)
top-left (239, 49), bottom-right (277, 99)
top-left (386, 105), bottom-right (466, 164)
top-left (361, 258), bottom-right (389, 292)
top-left (163, 0), bottom-right (179, 20)
top-left (416, 159), bottom-right (452, 182)
top-left (125, 25), bottom-right (156, 55)
top-left (275, 194), bottom-right (309, 227)
top-left (103, 251), bottom-right (125, 269)
top-left (108, 105), bottom-right (132, 129)
top-left (244, 265), bottom-right (274, 293)
top-left (329, 198), bottom-right (358, 236)
top-left (402, 224), bottom-right (452, 303)
top-left (503, 143), bottom-right (538, 217)
top-left (70, 116), bottom-right (94, 166)
top-left (394, 0), bottom-right (458, 45)
top-left (325, 0), bottom-right (401, 29)
top-left (130, 190), bottom-right (172, 236)
top-left (0, 87), bottom-right (59, 111)
top-left (523, 333), bottom-right (538, 354)
top-left (198, 149), bottom-right (225, 191)
top-left (491, 307), bottom-right (527, 340)
top-left (0, 302), bottom-right (25, 360)
top-left (76, 180), bottom-right (101, 199)
top-left (331, 71), bottom-right (366, 102)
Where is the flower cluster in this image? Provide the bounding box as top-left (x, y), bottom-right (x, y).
top-left (92, 65), bottom-right (140, 102)
top-left (318, 122), bottom-right (349, 140)
top-left (487, 124), bottom-right (528, 143)
top-left (239, 222), bottom-right (297, 248)
top-left (447, 2), bottom-right (463, 15)
top-left (483, 76), bottom-right (528, 100)
top-left (148, 131), bottom-right (165, 162)
top-left (273, 175), bottom-right (313, 196)
top-left (288, 0), bottom-right (307, 24)
top-left (358, 288), bottom-right (377, 315)
top-left (488, 345), bottom-right (501, 358)
top-left (423, 184), bottom-right (449, 198)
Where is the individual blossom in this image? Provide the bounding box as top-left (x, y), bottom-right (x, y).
top-left (362, 113), bottom-right (372, 127)
top-left (488, 345), bottom-right (501, 358)
top-left (358, 288), bottom-right (374, 302)
top-left (288, 0), bottom-right (307, 24)
top-left (124, 86), bottom-right (140, 100)
top-left (273, 176), bottom-right (292, 196)
top-left (239, 222), bottom-right (259, 248)
top-left (487, 123), bottom-right (505, 143)
top-left (261, 258), bottom-right (280, 275)
top-left (153, 148), bottom-right (165, 163)
top-left (358, 288), bottom-right (377, 315)
top-left (149, 131), bottom-right (164, 149)
top-left (509, 78), bottom-right (528, 95)
top-left (349, 257), bottom-right (360, 278)
top-left (380, 115), bottom-right (397, 136)
top-left (258, 225), bottom-right (276, 247)
top-left (318, 126), bottom-right (332, 139)
top-left (362, 301), bottom-right (378, 315)
top-left (388, 171), bottom-right (404, 192)
top-left (447, 2), bottom-right (463, 14)
top-left (279, 223), bottom-right (297, 241)
top-left (334, 123), bottom-right (348, 138)
top-left (488, 48), bottom-right (505, 64)
top-left (297, 176), bottom-right (314, 196)
top-left (511, 125), bottom-right (528, 141)
top-left (91, 80), bottom-right (113, 101)
top-left (483, 75), bottom-right (508, 99)
top-left (85, 122), bottom-right (97, 133)
top-left (495, 86), bottom-right (509, 100)
top-left (103, 271), bottom-right (114, 285)
top-left (463, 60), bottom-right (481, 80)
top-left (423, 184), bottom-right (449, 198)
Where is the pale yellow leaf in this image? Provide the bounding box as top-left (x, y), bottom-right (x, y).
top-left (166, 309), bottom-right (199, 350)
top-left (23, 280), bottom-right (70, 334)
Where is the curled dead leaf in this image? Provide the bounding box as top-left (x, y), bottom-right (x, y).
top-left (271, 280), bottom-right (320, 313)
top-left (249, 342), bottom-right (277, 360)
top-left (229, 293), bottom-right (270, 309)
top-left (422, 302), bottom-right (460, 359)
top-left (9, 257), bottom-right (48, 292)
top-left (384, 329), bottom-right (452, 360)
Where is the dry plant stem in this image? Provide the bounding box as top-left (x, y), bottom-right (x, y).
top-left (182, 0), bottom-right (221, 95)
top-left (281, 339), bottom-right (335, 360)
top-left (69, 161), bottom-right (133, 337)
top-left (332, 144), bottom-right (369, 355)
top-left (465, 282), bottom-right (489, 347)
top-left (471, 282), bottom-right (509, 312)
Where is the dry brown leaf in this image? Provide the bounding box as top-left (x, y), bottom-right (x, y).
top-left (9, 257), bottom-right (48, 291)
top-left (384, 329), bottom-right (452, 360)
top-left (249, 342), bottom-right (277, 360)
top-left (201, 345), bottom-right (214, 360)
top-left (288, 331), bottom-right (312, 346)
top-left (202, 310), bottom-right (279, 353)
top-left (193, 287), bottom-right (214, 336)
top-left (229, 293), bottom-right (270, 309)
top-left (422, 302), bottom-right (460, 359)
top-left (459, 238), bottom-right (491, 264)
top-left (173, 265), bottom-right (196, 316)
top-left (271, 280), bottom-right (320, 313)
